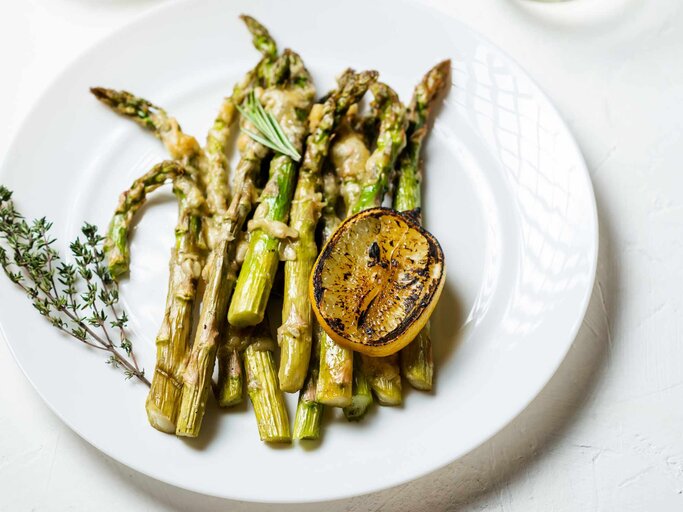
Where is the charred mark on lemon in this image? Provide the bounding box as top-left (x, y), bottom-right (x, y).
top-left (310, 207), bottom-right (445, 357)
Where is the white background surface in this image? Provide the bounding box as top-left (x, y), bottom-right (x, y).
top-left (0, 0), bottom-right (680, 510)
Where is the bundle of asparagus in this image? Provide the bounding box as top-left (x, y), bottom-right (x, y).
top-left (92, 14), bottom-right (450, 443)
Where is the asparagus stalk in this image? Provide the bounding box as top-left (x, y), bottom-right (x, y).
top-left (203, 14), bottom-right (279, 229)
top-left (350, 82), bottom-right (408, 408)
top-left (316, 330), bottom-right (353, 407)
top-left (203, 61), bottom-right (266, 249)
top-left (278, 70), bottom-right (378, 393)
top-left (175, 53), bottom-right (291, 437)
top-left (293, 321), bottom-right (323, 440)
top-left (396, 60), bottom-right (451, 391)
top-left (214, 230), bottom-right (250, 406)
top-left (204, 78), bottom-right (247, 220)
top-left (292, 167), bottom-right (340, 437)
top-left (144, 163), bottom-right (205, 432)
top-left (359, 355), bottom-right (402, 406)
top-left (175, 223), bottom-right (235, 436)
top-left (104, 161), bottom-right (187, 279)
top-left (244, 323), bottom-right (291, 442)
top-left (204, 51), bottom-right (293, 413)
top-left (215, 324), bottom-right (249, 407)
top-left (240, 15), bottom-right (278, 65)
top-left (315, 129), bottom-right (367, 406)
top-left (94, 15), bottom-right (277, 233)
top-left (350, 82), bottom-right (407, 213)
top-left (205, 17), bottom-right (281, 408)
top-left (343, 354), bottom-right (373, 421)
top-left (334, 112), bottom-right (372, 216)
top-left (228, 50), bottom-right (315, 328)
top-left (240, 15), bottom-right (282, 90)
top-left (393, 62), bottom-right (450, 213)
top-left (90, 87), bottom-right (204, 173)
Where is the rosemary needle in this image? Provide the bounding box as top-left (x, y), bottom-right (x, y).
top-left (236, 91), bottom-right (302, 161)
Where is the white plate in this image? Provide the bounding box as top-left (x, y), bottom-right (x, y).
top-left (0, 0), bottom-right (597, 503)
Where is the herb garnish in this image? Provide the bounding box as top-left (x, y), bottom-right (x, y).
top-left (0, 186), bottom-right (149, 385)
top-left (236, 90), bottom-right (301, 161)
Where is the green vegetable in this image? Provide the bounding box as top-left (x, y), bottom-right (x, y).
top-left (145, 166), bottom-right (205, 432)
top-left (349, 82), bottom-right (408, 410)
top-left (395, 60), bottom-right (451, 392)
top-left (244, 324), bottom-right (291, 442)
top-left (175, 52), bottom-right (292, 437)
top-left (0, 186), bottom-right (148, 385)
top-left (228, 50), bottom-right (315, 328)
top-left (278, 70), bottom-right (378, 393)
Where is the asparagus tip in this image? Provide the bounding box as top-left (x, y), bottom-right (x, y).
top-left (90, 86), bottom-right (115, 104)
top-left (436, 59), bottom-right (452, 74)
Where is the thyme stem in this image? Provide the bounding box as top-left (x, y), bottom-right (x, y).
top-left (0, 186), bottom-right (149, 386)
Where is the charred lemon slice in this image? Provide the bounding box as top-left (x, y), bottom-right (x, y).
top-left (310, 207), bottom-right (445, 357)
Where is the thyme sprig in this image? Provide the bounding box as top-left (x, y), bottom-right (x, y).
top-left (236, 90), bottom-right (302, 161)
top-left (0, 186), bottom-right (149, 385)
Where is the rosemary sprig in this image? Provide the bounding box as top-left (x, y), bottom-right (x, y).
top-left (0, 186), bottom-right (149, 385)
top-left (236, 90), bottom-right (302, 161)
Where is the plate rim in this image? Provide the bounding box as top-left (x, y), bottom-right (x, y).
top-left (0, 0), bottom-right (599, 503)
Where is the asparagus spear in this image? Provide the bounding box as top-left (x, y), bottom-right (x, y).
top-left (396, 60), bottom-right (451, 391)
top-left (278, 70), bottom-right (378, 393)
top-left (334, 111), bottom-right (372, 215)
top-left (350, 82), bottom-right (408, 408)
top-left (93, 15), bottom-right (277, 228)
top-left (143, 163), bottom-right (204, 432)
top-left (215, 324), bottom-right (248, 407)
top-left (244, 322), bottom-right (291, 442)
top-left (211, 54), bottom-right (295, 411)
top-left (90, 87), bottom-right (204, 171)
top-left (240, 14), bottom-right (278, 65)
top-left (204, 17), bottom-right (281, 405)
top-left (175, 53), bottom-right (291, 437)
top-left (343, 354), bottom-right (373, 421)
top-left (228, 50), bottom-right (315, 328)
top-left (293, 321), bottom-right (323, 440)
top-left (104, 161), bottom-right (187, 279)
top-left (350, 82), bottom-right (407, 213)
top-left (203, 60), bottom-right (266, 249)
top-left (203, 14), bottom-right (279, 229)
top-left (174, 164), bottom-right (256, 437)
top-left (292, 167), bottom-right (340, 438)
top-left (315, 123), bottom-right (368, 406)
top-left (359, 355), bottom-right (402, 406)
top-left (214, 229), bottom-right (250, 406)
top-left (117, 18), bottom-right (281, 424)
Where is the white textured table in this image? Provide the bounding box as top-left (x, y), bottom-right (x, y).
top-left (1, 1), bottom-right (682, 510)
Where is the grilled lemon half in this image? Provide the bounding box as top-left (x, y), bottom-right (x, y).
top-left (310, 207), bottom-right (445, 357)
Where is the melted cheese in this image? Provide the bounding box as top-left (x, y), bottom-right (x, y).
top-left (331, 130), bottom-right (370, 181)
top-left (261, 88), bottom-right (312, 144)
top-left (248, 218), bottom-right (298, 239)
